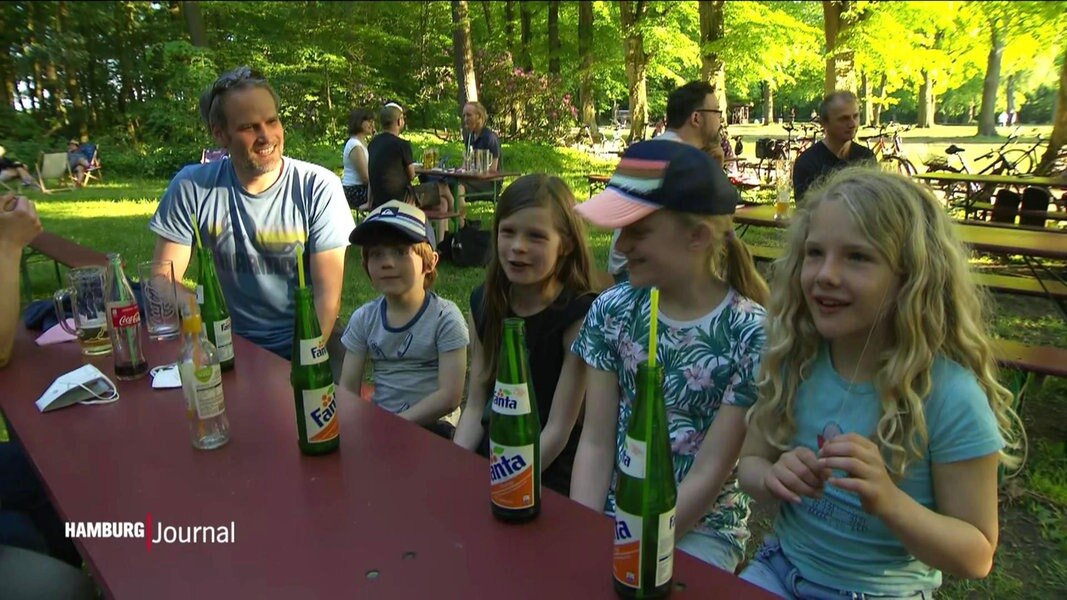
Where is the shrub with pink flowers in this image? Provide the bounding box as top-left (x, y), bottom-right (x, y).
top-left (475, 50), bottom-right (577, 144)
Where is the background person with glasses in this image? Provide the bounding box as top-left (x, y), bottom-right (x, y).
top-left (149, 66), bottom-right (355, 359)
top-left (606, 81), bottom-right (725, 284)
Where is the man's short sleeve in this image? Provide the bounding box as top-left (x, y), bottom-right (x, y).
top-left (401, 139), bottom-right (414, 167)
top-left (149, 166), bottom-right (198, 245)
top-left (488, 131), bottom-right (502, 160)
top-left (570, 286), bottom-right (626, 374)
top-left (341, 301), bottom-right (375, 355)
top-left (306, 165), bottom-right (355, 253)
top-left (435, 299), bottom-right (470, 354)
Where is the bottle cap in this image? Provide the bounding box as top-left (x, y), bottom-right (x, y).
top-left (182, 313), bottom-right (202, 334)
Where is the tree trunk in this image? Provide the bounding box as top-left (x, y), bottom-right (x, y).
top-left (1035, 46), bottom-right (1067, 175)
top-left (548, 1), bottom-right (560, 75)
top-left (822, 1), bottom-right (857, 96)
top-left (1005, 73), bottom-right (1015, 119)
top-left (519, 2), bottom-right (534, 71)
top-left (698, 1), bottom-right (726, 117)
top-left (620, 1), bottom-right (649, 144)
top-left (861, 71), bottom-right (872, 126)
top-left (481, 0), bottom-right (493, 37)
top-left (874, 73), bottom-right (886, 126)
top-left (452, 0), bottom-right (479, 112)
top-left (182, 1), bottom-right (209, 48)
top-left (977, 20), bottom-right (1004, 137)
top-left (578, 0), bottom-right (599, 139)
top-left (505, 0), bottom-right (516, 59)
top-left (918, 69), bottom-right (934, 128)
top-left (763, 81), bottom-right (775, 125)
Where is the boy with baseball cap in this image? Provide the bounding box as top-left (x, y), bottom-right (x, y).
top-left (338, 200), bottom-right (468, 438)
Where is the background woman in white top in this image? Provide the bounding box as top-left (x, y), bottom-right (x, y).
top-left (342, 108), bottom-right (374, 210)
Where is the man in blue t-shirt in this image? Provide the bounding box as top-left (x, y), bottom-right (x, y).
top-left (149, 66), bottom-right (354, 359)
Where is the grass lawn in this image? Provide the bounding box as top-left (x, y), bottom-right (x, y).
top-left (14, 128), bottom-right (1067, 597)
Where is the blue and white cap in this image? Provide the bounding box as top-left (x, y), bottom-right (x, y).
top-left (349, 200), bottom-right (436, 250)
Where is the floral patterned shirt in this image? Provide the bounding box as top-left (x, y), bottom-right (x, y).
top-left (571, 282), bottom-right (766, 552)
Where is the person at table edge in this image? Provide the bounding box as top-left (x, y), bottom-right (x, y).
top-left (458, 101), bottom-right (502, 200)
top-left (792, 90), bottom-right (875, 204)
top-left (149, 66), bottom-right (354, 359)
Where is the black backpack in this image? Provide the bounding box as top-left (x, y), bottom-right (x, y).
top-left (440, 221), bottom-right (491, 268)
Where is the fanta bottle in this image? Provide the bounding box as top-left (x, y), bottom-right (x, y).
top-left (290, 286), bottom-right (339, 455)
top-left (488, 318), bottom-right (541, 522)
top-left (613, 361), bottom-right (676, 598)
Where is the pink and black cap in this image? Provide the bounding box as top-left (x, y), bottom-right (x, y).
top-left (575, 139), bottom-right (740, 229)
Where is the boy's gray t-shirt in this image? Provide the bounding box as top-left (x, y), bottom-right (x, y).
top-left (341, 293), bottom-right (469, 414)
top-left (149, 157), bottom-right (354, 356)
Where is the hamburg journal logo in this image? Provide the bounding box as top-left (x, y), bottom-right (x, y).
top-left (65, 515), bottom-right (235, 550)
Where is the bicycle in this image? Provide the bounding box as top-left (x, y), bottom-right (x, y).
top-left (859, 122), bottom-right (918, 177)
top-left (923, 129), bottom-right (1046, 208)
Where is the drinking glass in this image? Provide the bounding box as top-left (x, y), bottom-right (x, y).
top-left (138, 259), bottom-right (181, 341)
top-left (53, 266), bottom-right (112, 355)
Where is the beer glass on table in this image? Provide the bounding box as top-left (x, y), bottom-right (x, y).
top-left (53, 265), bottom-right (112, 356)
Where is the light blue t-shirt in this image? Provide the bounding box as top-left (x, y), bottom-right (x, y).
top-left (775, 345), bottom-right (1005, 595)
top-left (572, 282), bottom-right (767, 554)
top-left (149, 157), bottom-right (355, 357)
top-left (340, 293), bottom-right (469, 414)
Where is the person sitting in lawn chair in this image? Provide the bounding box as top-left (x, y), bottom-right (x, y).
top-left (66, 139), bottom-right (98, 187)
top-left (0, 146), bottom-right (37, 189)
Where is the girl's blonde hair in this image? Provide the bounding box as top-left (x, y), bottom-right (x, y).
top-left (477, 174), bottom-right (596, 393)
top-left (748, 167), bottom-right (1022, 477)
top-left (675, 212), bottom-right (769, 306)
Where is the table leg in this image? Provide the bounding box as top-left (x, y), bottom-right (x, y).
top-left (1021, 255), bottom-right (1067, 320)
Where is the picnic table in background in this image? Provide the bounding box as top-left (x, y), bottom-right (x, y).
top-left (733, 203), bottom-right (1067, 318)
top-left (911, 171), bottom-right (1067, 221)
top-left (414, 166), bottom-right (521, 204)
top-left (0, 327), bottom-right (772, 598)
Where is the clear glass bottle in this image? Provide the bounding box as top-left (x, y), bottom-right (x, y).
top-left (179, 302), bottom-right (230, 450)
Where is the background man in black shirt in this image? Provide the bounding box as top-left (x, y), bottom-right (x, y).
top-left (792, 90), bottom-right (875, 203)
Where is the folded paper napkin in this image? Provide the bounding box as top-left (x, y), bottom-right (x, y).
top-left (35, 319), bottom-right (79, 346)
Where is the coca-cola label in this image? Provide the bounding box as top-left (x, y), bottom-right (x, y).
top-left (109, 304), bottom-right (142, 329)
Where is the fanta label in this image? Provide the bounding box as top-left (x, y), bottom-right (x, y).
top-left (299, 337), bottom-right (328, 366)
top-left (490, 382), bottom-right (531, 416)
top-left (489, 443), bottom-right (536, 509)
top-left (613, 507), bottom-right (675, 589)
top-left (108, 303), bottom-right (141, 329)
top-left (613, 508), bottom-right (642, 588)
top-left (213, 318), bottom-right (234, 361)
top-left (619, 435), bottom-right (646, 479)
top-left (301, 384), bottom-right (339, 443)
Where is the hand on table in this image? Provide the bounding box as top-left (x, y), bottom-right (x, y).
top-left (762, 446), bottom-right (831, 504)
top-left (817, 433), bottom-right (901, 517)
top-left (0, 193), bottom-right (43, 252)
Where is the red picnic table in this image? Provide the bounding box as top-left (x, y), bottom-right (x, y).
top-left (0, 326), bottom-right (772, 599)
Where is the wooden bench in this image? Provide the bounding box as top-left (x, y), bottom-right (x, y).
top-left (20, 232), bottom-right (109, 302)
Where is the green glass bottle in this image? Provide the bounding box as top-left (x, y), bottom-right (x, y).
top-left (488, 318), bottom-right (541, 522)
top-left (613, 362), bottom-right (677, 599)
top-left (195, 247), bottom-right (235, 371)
top-left (290, 286), bottom-right (339, 455)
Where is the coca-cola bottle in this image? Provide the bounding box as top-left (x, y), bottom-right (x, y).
top-left (105, 253), bottom-right (148, 380)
